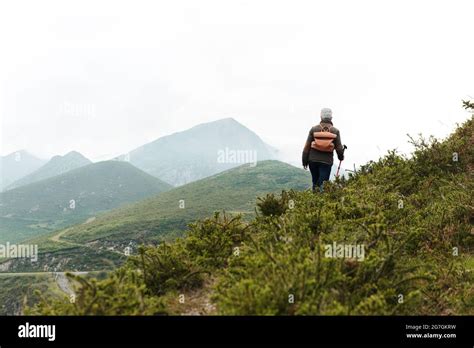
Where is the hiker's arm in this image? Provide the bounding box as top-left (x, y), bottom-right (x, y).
top-left (302, 129), bottom-right (312, 167)
top-left (335, 130), bottom-right (344, 160)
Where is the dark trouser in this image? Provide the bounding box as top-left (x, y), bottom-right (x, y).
top-left (309, 161), bottom-right (332, 192)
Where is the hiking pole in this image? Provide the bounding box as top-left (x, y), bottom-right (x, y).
top-left (336, 145), bottom-right (348, 178)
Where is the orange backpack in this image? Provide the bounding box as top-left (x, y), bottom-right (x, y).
top-left (311, 124), bottom-right (337, 152)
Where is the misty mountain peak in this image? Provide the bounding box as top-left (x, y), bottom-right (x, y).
top-left (3, 149), bottom-right (38, 160)
top-left (214, 117), bottom-right (240, 125)
top-left (5, 150), bottom-right (92, 190)
top-left (197, 117), bottom-right (248, 130)
top-left (64, 150), bottom-right (89, 160)
top-left (0, 150), bottom-right (47, 190)
top-left (124, 118), bottom-right (277, 186)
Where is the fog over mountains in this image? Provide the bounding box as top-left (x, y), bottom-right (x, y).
top-left (0, 151), bottom-right (46, 191)
top-left (5, 151), bottom-right (92, 191)
top-left (0, 118), bottom-right (287, 244)
top-left (1, 118), bottom-right (280, 190)
top-left (115, 118), bottom-right (278, 186)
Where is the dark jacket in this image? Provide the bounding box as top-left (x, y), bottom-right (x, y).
top-left (302, 121), bottom-right (344, 166)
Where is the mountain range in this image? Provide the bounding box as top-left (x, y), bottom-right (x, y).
top-left (0, 118), bottom-right (311, 270)
top-left (0, 151), bottom-right (46, 191)
top-left (5, 151), bottom-right (92, 190)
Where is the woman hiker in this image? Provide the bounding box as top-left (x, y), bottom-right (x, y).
top-left (302, 108), bottom-right (344, 192)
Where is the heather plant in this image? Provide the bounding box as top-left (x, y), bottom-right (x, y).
top-left (26, 268), bottom-right (166, 315)
top-left (256, 191), bottom-right (292, 217)
top-left (127, 212), bottom-right (248, 296)
top-left (214, 116), bottom-right (473, 315)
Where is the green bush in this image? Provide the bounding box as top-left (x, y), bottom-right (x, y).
top-left (212, 116), bottom-right (473, 315)
top-left (257, 191), bottom-right (292, 217)
top-left (26, 269), bottom-right (166, 315)
top-left (126, 212), bottom-right (248, 296)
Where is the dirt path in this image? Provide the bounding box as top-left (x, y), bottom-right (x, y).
top-left (179, 278), bottom-right (217, 316)
top-left (50, 228), bottom-right (69, 243)
top-left (50, 228), bottom-right (82, 247)
top-left (49, 227), bottom-right (124, 255)
top-left (55, 272), bottom-right (75, 296)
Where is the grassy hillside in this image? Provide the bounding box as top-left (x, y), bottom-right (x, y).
top-left (28, 115), bottom-right (473, 316)
top-left (0, 161), bottom-right (172, 243)
top-left (6, 151), bottom-right (91, 190)
top-left (60, 160), bottom-right (310, 244)
top-left (1, 161), bottom-right (310, 273)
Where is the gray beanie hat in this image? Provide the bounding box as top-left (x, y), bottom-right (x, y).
top-left (321, 108), bottom-right (333, 121)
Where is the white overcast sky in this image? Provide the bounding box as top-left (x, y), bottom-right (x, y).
top-left (0, 0), bottom-right (472, 169)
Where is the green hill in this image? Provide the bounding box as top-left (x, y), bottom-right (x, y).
top-left (6, 151), bottom-right (91, 190)
top-left (27, 115), bottom-right (473, 316)
top-left (1, 160), bottom-right (309, 273)
top-left (0, 161), bottom-right (172, 243)
top-left (116, 118), bottom-right (278, 186)
top-left (60, 160), bottom-right (309, 244)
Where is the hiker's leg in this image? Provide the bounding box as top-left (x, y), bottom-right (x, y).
top-left (308, 162), bottom-right (319, 192)
top-left (317, 163), bottom-right (332, 192)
